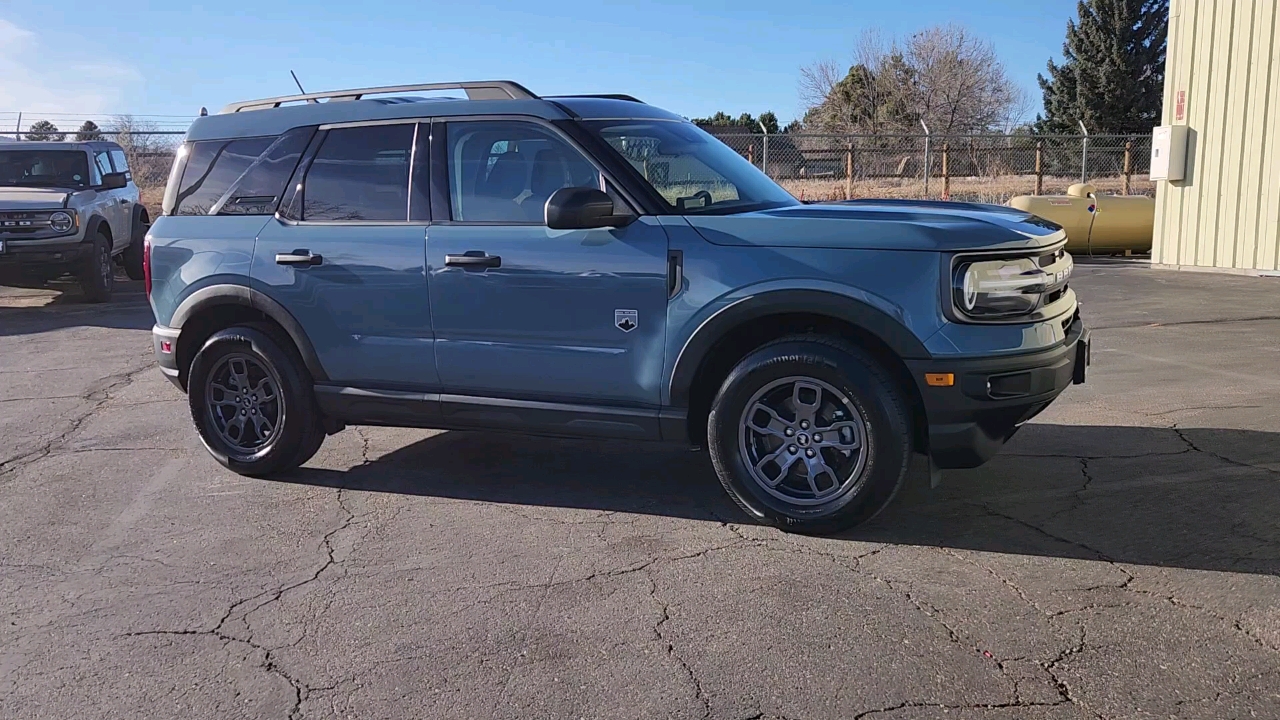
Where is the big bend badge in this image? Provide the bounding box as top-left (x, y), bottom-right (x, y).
top-left (615, 309), bottom-right (638, 333)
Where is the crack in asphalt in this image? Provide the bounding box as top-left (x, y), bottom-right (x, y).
top-left (1173, 425), bottom-right (1280, 478)
top-left (646, 571), bottom-right (712, 719)
top-left (1091, 314), bottom-right (1280, 330)
top-left (120, 487), bottom-right (357, 720)
top-left (0, 356), bottom-right (154, 478)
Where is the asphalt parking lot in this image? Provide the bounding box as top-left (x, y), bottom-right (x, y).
top-left (1, 261), bottom-right (1278, 720)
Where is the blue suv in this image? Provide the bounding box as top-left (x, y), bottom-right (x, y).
top-left (148, 81), bottom-right (1089, 534)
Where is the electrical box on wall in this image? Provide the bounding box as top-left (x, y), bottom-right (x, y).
top-left (1150, 125), bottom-right (1189, 181)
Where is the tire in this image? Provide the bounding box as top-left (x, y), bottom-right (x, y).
top-left (78, 231), bottom-right (114, 303)
top-left (707, 336), bottom-right (913, 535)
top-left (123, 211), bottom-right (147, 281)
top-left (187, 326), bottom-right (325, 477)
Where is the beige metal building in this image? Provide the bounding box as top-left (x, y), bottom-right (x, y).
top-left (1152, 0), bottom-right (1280, 275)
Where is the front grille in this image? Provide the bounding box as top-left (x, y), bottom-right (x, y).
top-left (1043, 284), bottom-right (1068, 306)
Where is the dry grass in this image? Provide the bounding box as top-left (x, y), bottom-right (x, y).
top-left (139, 186), bottom-right (165, 219)
top-left (780, 174), bottom-right (1155, 204)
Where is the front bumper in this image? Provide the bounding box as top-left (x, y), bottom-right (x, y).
top-left (907, 317), bottom-right (1090, 469)
top-left (0, 238), bottom-right (91, 273)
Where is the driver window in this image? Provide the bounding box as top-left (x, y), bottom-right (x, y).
top-left (445, 121), bottom-right (603, 223)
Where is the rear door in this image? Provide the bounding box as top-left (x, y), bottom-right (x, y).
top-left (251, 121), bottom-right (436, 388)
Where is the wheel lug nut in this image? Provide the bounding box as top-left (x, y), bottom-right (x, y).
top-left (805, 449), bottom-right (815, 458)
top-left (813, 433), bottom-right (822, 442)
top-left (788, 445), bottom-right (798, 454)
top-left (785, 427), bottom-right (795, 437)
top-left (800, 420), bottom-right (809, 430)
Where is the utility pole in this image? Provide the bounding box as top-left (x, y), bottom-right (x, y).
top-left (1078, 120), bottom-right (1089, 184)
top-left (920, 119), bottom-right (932, 198)
top-left (757, 118), bottom-right (769, 176)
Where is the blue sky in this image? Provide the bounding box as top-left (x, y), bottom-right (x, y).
top-left (1, 0), bottom-right (1077, 128)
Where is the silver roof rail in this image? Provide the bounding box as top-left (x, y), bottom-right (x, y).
top-left (218, 81), bottom-right (537, 114)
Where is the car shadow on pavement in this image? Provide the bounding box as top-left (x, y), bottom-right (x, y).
top-left (0, 279), bottom-right (153, 336)
top-left (284, 422), bottom-right (1280, 577)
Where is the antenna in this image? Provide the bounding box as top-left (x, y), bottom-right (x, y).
top-left (290, 70), bottom-right (306, 94)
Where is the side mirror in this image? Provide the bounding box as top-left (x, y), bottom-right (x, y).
top-left (100, 172), bottom-right (128, 190)
top-left (545, 187), bottom-right (634, 230)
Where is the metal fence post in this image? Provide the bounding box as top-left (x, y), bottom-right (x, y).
top-left (920, 120), bottom-right (932, 198)
top-left (757, 121), bottom-right (769, 176)
top-left (845, 141), bottom-right (854, 200)
top-left (941, 142), bottom-right (950, 200)
top-left (1123, 139), bottom-right (1133, 195)
top-left (1035, 141), bottom-right (1044, 195)
top-left (1078, 120), bottom-right (1089, 184)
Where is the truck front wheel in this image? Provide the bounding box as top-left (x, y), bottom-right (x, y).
top-left (707, 336), bottom-right (913, 535)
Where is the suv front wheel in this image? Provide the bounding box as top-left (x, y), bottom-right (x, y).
top-left (708, 336), bottom-right (912, 535)
top-left (187, 326), bottom-right (326, 476)
top-left (78, 231), bottom-right (114, 303)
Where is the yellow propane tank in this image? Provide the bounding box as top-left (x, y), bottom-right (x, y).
top-left (1008, 183), bottom-right (1154, 255)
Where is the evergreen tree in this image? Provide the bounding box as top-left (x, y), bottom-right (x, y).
top-left (1037, 0), bottom-right (1168, 134)
top-left (25, 120), bottom-right (64, 142)
top-left (75, 120), bottom-right (103, 141)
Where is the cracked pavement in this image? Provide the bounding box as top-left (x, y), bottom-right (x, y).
top-left (2, 262), bottom-right (1279, 719)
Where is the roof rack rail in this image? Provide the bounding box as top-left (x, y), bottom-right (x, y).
top-left (546, 93), bottom-right (644, 103)
top-left (219, 81), bottom-right (538, 114)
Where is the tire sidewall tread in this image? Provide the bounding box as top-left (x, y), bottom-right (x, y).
top-left (187, 326), bottom-right (321, 477)
top-left (708, 335), bottom-right (913, 535)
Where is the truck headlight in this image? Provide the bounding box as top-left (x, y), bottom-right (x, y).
top-left (953, 257), bottom-right (1050, 319)
top-left (49, 211), bottom-right (75, 233)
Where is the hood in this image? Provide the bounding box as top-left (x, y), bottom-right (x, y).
top-left (0, 187), bottom-right (73, 211)
top-left (685, 199), bottom-right (1066, 253)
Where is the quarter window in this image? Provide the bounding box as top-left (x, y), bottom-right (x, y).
top-left (445, 121), bottom-right (601, 223)
top-left (175, 137), bottom-right (276, 216)
top-left (109, 149), bottom-right (129, 173)
top-left (213, 127), bottom-right (315, 216)
top-left (301, 124), bottom-right (414, 222)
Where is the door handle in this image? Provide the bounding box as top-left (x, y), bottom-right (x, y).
top-left (276, 250), bottom-right (323, 266)
top-left (444, 251), bottom-right (501, 269)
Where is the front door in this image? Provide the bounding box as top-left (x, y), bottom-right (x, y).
top-left (92, 149), bottom-right (127, 250)
top-left (251, 121), bottom-right (436, 388)
top-left (427, 119), bottom-right (670, 412)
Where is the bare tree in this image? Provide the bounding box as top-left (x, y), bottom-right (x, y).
top-left (108, 115), bottom-right (179, 191)
top-left (903, 25), bottom-right (1018, 135)
top-left (798, 24), bottom-right (1019, 137)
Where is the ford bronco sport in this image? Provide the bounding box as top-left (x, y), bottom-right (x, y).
top-left (147, 81), bottom-right (1089, 534)
top-left (0, 140), bottom-right (149, 301)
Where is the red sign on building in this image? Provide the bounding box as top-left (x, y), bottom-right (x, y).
top-left (1175, 90), bottom-right (1186, 121)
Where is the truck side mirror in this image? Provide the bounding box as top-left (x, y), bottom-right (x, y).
top-left (545, 187), bottom-right (634, 230)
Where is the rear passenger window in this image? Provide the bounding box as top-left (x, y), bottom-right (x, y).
top-left (109, 149), bottom-right (129, 173)
top-left (212, 127), bottom-right (315, 215)
top-left (174, 136), bottom-right (275, 216)
top-left (302, 124), bottom-right (413, 222)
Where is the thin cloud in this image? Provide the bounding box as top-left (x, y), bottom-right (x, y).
top-left (0, 17), bottom-right (142, 122)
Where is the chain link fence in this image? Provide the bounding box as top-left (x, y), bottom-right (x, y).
top-left (711, 132), bottom-right (1154, 203)
top-left (7, 127), bottom-right (1154, 210)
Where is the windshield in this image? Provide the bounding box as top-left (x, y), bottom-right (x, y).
top-left (584, 120), bottom-right (797, 215)
top-left (0, 150), bottom-right (92, 189)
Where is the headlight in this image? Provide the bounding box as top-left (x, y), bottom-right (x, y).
top-left (49, 211), bottom-right (75, 233)
top-left (953, 256), bottom-right (1064, 319)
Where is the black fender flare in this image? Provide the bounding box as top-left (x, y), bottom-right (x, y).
top-left (83, 214), bottom-right (111, 244)
top-left (667, 288), bottom-right (932, 408)
top-left (169, 283), bottom-right (329, 382)
top-left (130, 203), bottom-right (151, 233)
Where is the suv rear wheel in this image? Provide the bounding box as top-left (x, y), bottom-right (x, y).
top-left (78, 231), bottom-right (114, 303)
top-left (707, 336), bottom-right (912, 535)
top-left (187, 326), bottom-right (326, 476)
